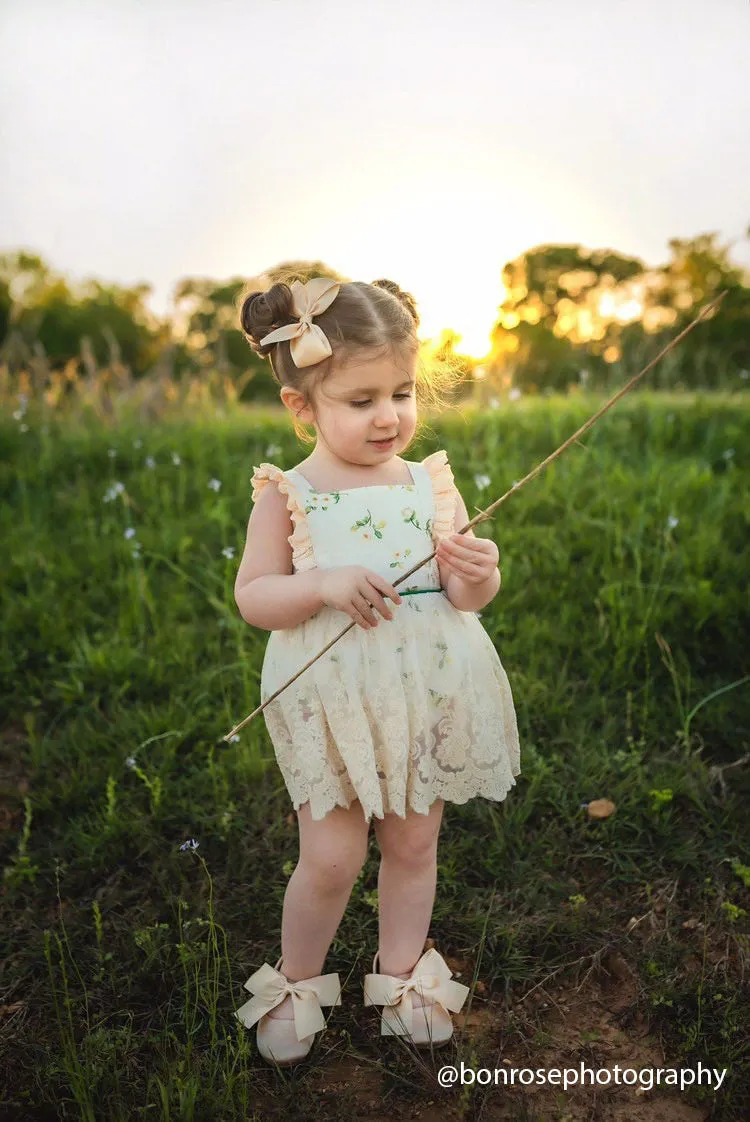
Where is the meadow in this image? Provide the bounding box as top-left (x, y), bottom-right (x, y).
top-left (1, 389), bottom-right (749, 1121)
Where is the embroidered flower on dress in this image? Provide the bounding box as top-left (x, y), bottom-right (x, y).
top-left (351, 512), bottom-right (386, 540)
top-left (388, 549), bottom-right (413, 569)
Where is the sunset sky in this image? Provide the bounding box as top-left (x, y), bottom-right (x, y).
top-left (1, 0), bottom-right (748, 358)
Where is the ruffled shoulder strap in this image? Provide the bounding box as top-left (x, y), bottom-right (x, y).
top-left (249, 463), bottom-right (316, 572)
top-left (422, 449), bottom-right (457, 544)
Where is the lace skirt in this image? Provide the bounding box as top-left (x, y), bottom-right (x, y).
top-left (259, 592), bottom-right (521, 822)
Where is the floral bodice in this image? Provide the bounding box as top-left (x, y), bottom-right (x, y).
top-left (249, 450), bottom-right (457, 595)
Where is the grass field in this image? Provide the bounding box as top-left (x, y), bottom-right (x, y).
top-left (2, 391), bottom-right (749, 1121)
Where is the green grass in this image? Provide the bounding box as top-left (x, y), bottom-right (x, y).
top-left (1, 390), bottom-right (749, 1121)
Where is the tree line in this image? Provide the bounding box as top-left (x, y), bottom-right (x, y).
top-left (0, 230), bottom-right (748, 400)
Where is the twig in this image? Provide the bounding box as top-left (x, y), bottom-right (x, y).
top-left (223, 291), bottom-right (727, 741)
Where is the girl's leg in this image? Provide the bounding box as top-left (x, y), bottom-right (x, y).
top-left (372, 798), bottom-right (445, 975)
top-left (268, 798), bottom-right (370, 1020)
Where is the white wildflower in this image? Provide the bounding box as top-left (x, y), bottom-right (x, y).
top-left (103, 481), bottom-right (125, 503)
top-left (579, 369), bottom-right (590, 384)
top-left (124, 527), bottom-right (136, 540)
top-left (172, 452), bottom-right (181, 466)
top-left (208, 478), bottom-right (221, 491)
top-left (666, 515), bottom-right (679, 530)
top-left (125, 756), bottom-right (137, 769)
top-left (12, 409), bottom-right (24, 420)
top-left (133, 438), bottom-right (142, 449)
top-left (509, 387), bottom-right (522, 400)
top-left (19, 423), bottom-right (28, 432)
top-left (145, 455), bottom-right (155, 469)
top-left (723, 448), bottom-right (734, 460)
top-left (739, 369), bottom-right (749, 380)
top-left (266, 443), bottom-right (282, 457)
top-left (512, 480), bottom-right (521, 488)
top-left (222, 546), bottom-right (235, 559)
top-left (108, 448), bottom-right (117, 458)
top-left (488, 397), bottom-right (500, 410)
top-left (228, 734), bottom-right (240, 743)
top-left (180, 838), bottom-right (200, 851)
top-left (474, 474), bottom-right (491, 490)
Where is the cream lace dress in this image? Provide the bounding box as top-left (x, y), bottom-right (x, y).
top-left (250, 449), bottom-right (521, 823)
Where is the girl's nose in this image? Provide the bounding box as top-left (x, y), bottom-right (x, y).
top-left (376, 404), bottom-right (399, 425)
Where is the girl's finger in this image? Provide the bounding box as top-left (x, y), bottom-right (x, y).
top-left (444, 555), bottom-right (490, 577)
top-left (446, 540), bottom-right (485, 558)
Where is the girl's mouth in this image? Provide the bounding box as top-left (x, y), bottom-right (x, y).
top-left (370, 437), bottom-right (396, 448)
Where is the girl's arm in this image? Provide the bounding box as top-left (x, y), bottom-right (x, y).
top-left (436, 489), bottom-right (501, 613)
top-left (234, 482), bottom-right (325, 631)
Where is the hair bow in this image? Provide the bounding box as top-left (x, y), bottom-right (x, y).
top-left (259, 277), bottom-right (341, 368)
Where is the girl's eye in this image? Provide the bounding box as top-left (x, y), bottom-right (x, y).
top-left (351, 393), bottom-right (413, 409)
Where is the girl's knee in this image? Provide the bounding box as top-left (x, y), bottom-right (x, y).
top-left (296, 800), bottom-right (369, 891)
top-left (376, 803), bottom-right (443, 867)
top-left (298, 850), bottom-right (365, 893)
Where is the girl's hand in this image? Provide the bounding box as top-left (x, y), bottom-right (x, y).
top-left (318, 565), bottom-right (402, 630)
top-left (436, 534), bottom-right (499, 585)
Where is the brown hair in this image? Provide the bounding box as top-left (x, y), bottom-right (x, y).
top-left (237, 264), bottom-right (466, 444)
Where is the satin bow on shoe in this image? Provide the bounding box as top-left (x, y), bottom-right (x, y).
top-left (363, 948), bottom-right (470, 1037)
top-left (235, 960), bottom-right (342, 1042)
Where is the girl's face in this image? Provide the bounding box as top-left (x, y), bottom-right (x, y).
top-left (281, 350), bottom-right (418, 470)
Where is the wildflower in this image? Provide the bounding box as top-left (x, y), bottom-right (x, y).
top-left (488, 397), bottom-right (499, 410)
top-left (512, 480), bottom-right (521, 488)
top-left (739, 370), bottom-right (749, 380)
top-left (172, 452), bottom-right (181, 466)
top-left (509, 387), bottom-right (521, 401)
top-left (723, 448), bottom-right (735, 460)
top-left (19, 423), bottom-right (28, 432)
top-left (208, 478), bottom-right (221, 491)
top-left (12, 410), bottom-right (24, 420)
top-left (124, 527), bottom-right (136, 540)
top-left (131, 544), bottom-right (142, 559)
top-left (133, 438), bottom-right (142, 449)
top-left (579, 369), bottom-right (590, 384)
top-left (228, 734), bottom-right (240, 743)
top-left (266, 443), bottom-right (282, 457)
top-left (108, 448), bottom-right (117, 458)
top-left (145, 456), bottom-right (155, 469)
top-left (180, 838), bottom-right (200, 851)
top-left (474, 473), bottom-right (491, 490)
top-left (666, 515), bottom-right (679, 530)
top-left (222, 546), bottom-right (235, 559)
top-left (103, 482), bottom-right (125, 502)
top-left (125, 756), bottom-right (137, 769)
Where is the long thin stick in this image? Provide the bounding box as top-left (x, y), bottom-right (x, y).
top-left (222, 290), bottom-right (726, 741)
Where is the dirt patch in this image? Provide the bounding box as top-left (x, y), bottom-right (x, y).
top-left (249, 952), bottom-right (720, 1121)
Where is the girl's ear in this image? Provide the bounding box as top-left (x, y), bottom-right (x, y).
top-left (280, 386), bottom-right (315, 424)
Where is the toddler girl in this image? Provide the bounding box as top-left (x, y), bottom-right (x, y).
top-left (232, 273), bottom-right (521, 1066)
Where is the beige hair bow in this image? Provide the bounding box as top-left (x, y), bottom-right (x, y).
top-left (259, 277), bottom-right (341, 368)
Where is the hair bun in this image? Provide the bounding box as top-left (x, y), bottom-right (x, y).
top-left (371, 278), bottom-right (420, 328)
top-left (239, 283), bottom-right (296, 357)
